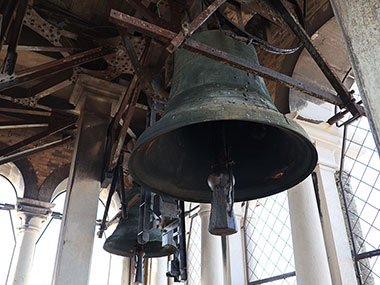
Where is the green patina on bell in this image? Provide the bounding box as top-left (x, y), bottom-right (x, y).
top-left (128, 30), bottom-right (317, 203)
top-left (103, 188), bottom-right (177, 258)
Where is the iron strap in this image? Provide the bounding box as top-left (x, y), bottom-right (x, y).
top-left (110, 9), bottom-right (343, 106)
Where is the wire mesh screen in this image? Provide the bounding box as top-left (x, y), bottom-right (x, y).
top-left (340, 108), bottom-right (380, 284)
top-left (186, 204), bottom-right (202, 285)
top-left (243, 192), bottom-right (296, 284)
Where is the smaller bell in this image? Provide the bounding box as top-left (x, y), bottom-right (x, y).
top-left (103, 187), bottom-right (177, 258)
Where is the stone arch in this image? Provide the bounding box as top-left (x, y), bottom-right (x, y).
top-left (0, 142), bottom-right (38, 199)
top-left (38, 163), bottom-right (71, 202)
top-left (272, 1), bottom-right (334, 113)
top-left (288, 17), bottom-right (353, 122)
top-left (0, 163), bottom-right (24, 198)
top-left (39, 164), bottom-right (122, 214)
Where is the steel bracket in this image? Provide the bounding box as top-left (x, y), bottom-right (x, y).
top-left (166, 0), bottom-right (227, 53)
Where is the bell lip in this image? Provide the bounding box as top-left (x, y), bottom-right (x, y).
top-left (103, 242), bottom-right (177, 258)
top-left (103, 243), bottom-right (135, 257)
top-left (129, 104), bottom-right (318, 203)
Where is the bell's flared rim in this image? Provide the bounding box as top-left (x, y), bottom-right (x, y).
top-left (103, 240), bottom-right (177, 258)
top-left (128, 99), bottom-right (318, 203)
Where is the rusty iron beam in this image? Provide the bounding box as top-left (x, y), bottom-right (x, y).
top-left (0, 106), bottom-right (51, 116)
top-left (127, 0), bottom-right (171, 29)
top-left (270, 0), bottom-right (362, 116)
top-left (122, 34), bottom-right (168, 101)
top-left (0, 0), bottom-right (18, 48)
top-left (112, 74), bottom-right (139, 132)
top-left (98, 159), bottom-right (120, 238)
top-left (110, 10), bottom-right (344, 106)
top-left (216, 7), bottom-right (301, 55)
top-left (110, 10), bottom-right (176, 43)
top-left (29, 69), bottom-right (73, 97)
top-left (118, 159), bottom-right (128, 219)
top-left (1, 1), bottom-right (24, 66)
top-left (0, 135), bottom-right (72, 165)
top-left (234, 0), bottom-right (291, 31)
top-left (0, 93), bottom-right (52, 111)
top-left (0, 121), bottom-right (48, 129)
top-left (1, 0), bottom-right (28, 75)
top-left (0, 47), bottom-right (112, 92)
top-left (109, 82), bottom-right (141, 171)
top-left (0, 70), bottom-right (73, 110)
top-left (1, 45), bottom-right (83, 52)
top-left (0, 112), bottom-right (76, 157)
top-left (184, 39), bottom-right (343, 105)
top-left (166, 0), bottom-right (227, 53)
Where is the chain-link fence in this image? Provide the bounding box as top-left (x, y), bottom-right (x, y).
top-left (186, 204), bottom-right (202, 285)
top-left (339, 109), bottom-right (380, 284)
top-left (243, 192), bottom-right (296, 284)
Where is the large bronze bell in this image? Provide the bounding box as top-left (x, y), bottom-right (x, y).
top-left (128, 30), bottom-right (317, 234)
top-left (103, 187), bottom-right (177, 258)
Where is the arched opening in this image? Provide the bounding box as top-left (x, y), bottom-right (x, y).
top-left (0, 175), bottom-right (19, 284)
top-left (30, 181), bottom-right (121, 284)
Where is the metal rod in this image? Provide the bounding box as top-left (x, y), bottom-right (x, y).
top-left (118, 160), bottom-right (128, 219)
top-left (121, 35), bottom-right (168, 101)
top-left (0, 0), bottom-right (18, 48)
top-left (1, 0), bottom-right (28, 75)
top-left (125, 0), bottom-right (170, 29)
top-left (109, 10), bottom-right (344, 106)
top-left (0, 107), bottom-right (51, 116)
top-left (338, 125), bottom-right (362, 282)
top-left (249, 271), bottom-right (296, 284)
top-left (29, 69), bottom-right (73, 98)
top-left (221, 235), bottom-right (231, 285)
top-left (167, 0), bottom-right (227, 53)
top-left (355, 249), bottom-right (380, 261)
top-left (270, 0), bottom-right (361, 116)
top-left (178, 200), bottom-right (188, 281)
top-left (2, 45), bottom-right (84, 52)
top-left (109, 85), bottom-right (141, 171)
top-left (0, 116), bottom-right (75, 157)
top-left (234, 0), bottom-right (290, 31)
top-left (112, 75), bottom-right (138, 132)
top-left (0, 135), bottom-right (72, 165)
top-left (0, 47), bottom-right (112, 91)
top-left (36, 217), bottom-right (53, 244)
top-left (242, 201), bottom-right (250, 284)
top-left (104, 211), bottom-right (121, 231)
top-left (0, 203), bottom-right (105, 224)
top-left (137, 187), bottom-right (147, 244)
top-left (0, 121), bottom-right (48, 129)
top-left (98, 162), bottom-right (120, 238)
top-left (185, 205), bottom-right (200, 216)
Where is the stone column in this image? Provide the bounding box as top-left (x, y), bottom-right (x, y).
top-left (106, 255), bottom-right (131, 285)
top-left (295, 116), bottom-right (357, 284)
top-left (199, 204), bottom-right (224, 285)
top-left (53, 75), bottom-right (125, 285)
top-left (120, 257), bottom-right (131, 285)
top-left (150, 257), bottom-right (168, 285)
top-left (8, 198), bottom-right (54, 285)
top-left (330, 0), bottom-right (380, 151)
top-left (288, 176), bottom-right (332, 285)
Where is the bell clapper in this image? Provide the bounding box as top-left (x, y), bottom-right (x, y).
top-left (134, 247), bottom-right (145, 283)
top-left (208, 123), bottom-right (238, 236)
